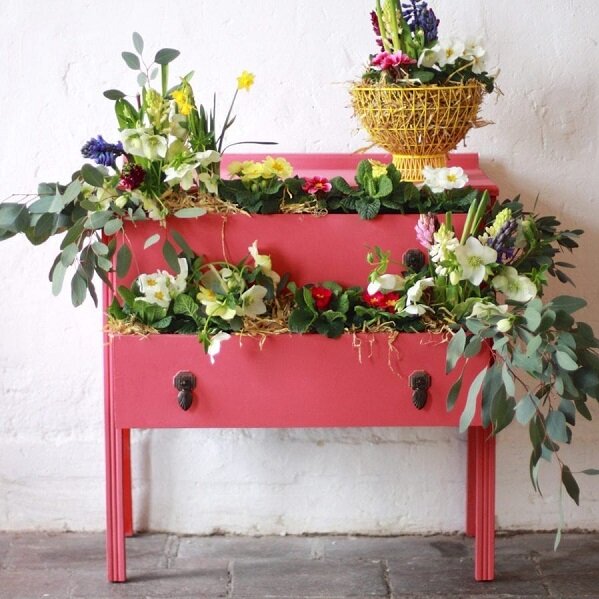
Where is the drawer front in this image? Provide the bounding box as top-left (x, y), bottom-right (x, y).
top-left (114, 213), bottom-right (467, 289)
top-left (109, 333), bottom-right (489, 429)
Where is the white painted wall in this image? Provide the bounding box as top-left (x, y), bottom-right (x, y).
top-left (1, 0), bottom-right (598, 534)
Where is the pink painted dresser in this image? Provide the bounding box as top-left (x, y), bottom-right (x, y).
top-left (104, 153), bottom-right (499, 583)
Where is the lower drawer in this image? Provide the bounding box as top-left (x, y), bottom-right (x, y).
top-left (108, 333), bottom-right (489, 429)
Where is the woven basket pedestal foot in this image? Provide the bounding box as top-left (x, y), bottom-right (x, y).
top-left (392, 153), bottom-right (447, 182)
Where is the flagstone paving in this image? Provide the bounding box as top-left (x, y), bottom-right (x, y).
top-left (0, 531), bottom-right (597, 598)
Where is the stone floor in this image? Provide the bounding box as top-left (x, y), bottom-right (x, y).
top-left (0, 532), bottom-right (598, 599)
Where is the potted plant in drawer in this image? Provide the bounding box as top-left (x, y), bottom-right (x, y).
top-left (351, 0), bottom-right (496, 182)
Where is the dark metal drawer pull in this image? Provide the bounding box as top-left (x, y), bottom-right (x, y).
top-left (174, 371), bottom-right (196, 411)
top-left (409, 371), bottom-right (431, 410)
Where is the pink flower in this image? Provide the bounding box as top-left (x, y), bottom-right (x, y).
top-left (371, 51), bottom-right (416, 70)
top-left (415, 213), bottom-right (437, 250)
top-left (302, 176), bottom-right (332, 195)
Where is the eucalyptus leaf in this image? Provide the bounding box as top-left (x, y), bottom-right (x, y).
top-left (91, 241), bottom-right (109, 256)
top-left (446, 328), bottom-right (466, 373)
top-left (561, 466), bottom-right (580, 505)
top-left (154, 48), bottom-right (180, 65)
top-left (446, 374), bottom-right (463, 411)
top-left (582, 469), bottom-right (599, 475)
top-left (103, 89), bottom-right (126, 100)
top-left (459, 367), bottom-right (487, 433)
top-left (555, 350), bottom-right (579, 372)
top-left (60, 243), bottom-right (79, 267)
top-left (116, 243), bottom-right (132, 278)
top-left (71, 272), bottom-right (87, 307)
top-left (162, 240), bottom-right (181, 273)
top-left (174, 207), bottom-right (207, 218)
top-left (104, 218), bottom-right (123, 236)
top-left (550, 296), bottom-right (587, 314)
top-left (143, 233), bottom-right (161, 249)
top-left (171, 230), bottom-right (194, 259)
top-left (51, 261), bottom-right (67, 296)
top-left (547, 410), bottom-right (569, 443)
top-left (132, 31), bottom-right (144, 54)
top-left (81, 164), bottom-right (105, 187)
top-left (121, 51), bottom-right (141, 70)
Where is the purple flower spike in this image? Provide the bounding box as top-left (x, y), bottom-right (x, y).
top-left (415, 213), bottom-right (437, 250)
top-left (81, 135), bottom-right (124, 169)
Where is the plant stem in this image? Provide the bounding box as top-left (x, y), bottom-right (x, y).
top-left (375, 0), bottom-right (392, 52)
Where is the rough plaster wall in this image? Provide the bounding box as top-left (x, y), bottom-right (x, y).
top-left (0, 0), bottom-right (598, 534)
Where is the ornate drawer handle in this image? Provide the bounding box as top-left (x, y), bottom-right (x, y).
top-left (173, 371), bottom-right (197, 411)
top-left (409, 371), bottom-right (431, 410)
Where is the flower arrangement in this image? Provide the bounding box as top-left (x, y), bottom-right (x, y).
top-left (363, 0), bottom-right (495, 90)
top-left (1, 32), bottom-right (597, 537)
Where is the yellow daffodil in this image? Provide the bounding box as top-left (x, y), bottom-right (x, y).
top-left (171, 88), bottom-right (193, 116)
top-left (236, 70), bottom-right (255, 92)
top-left (262, 156), bottom-right (293, 180)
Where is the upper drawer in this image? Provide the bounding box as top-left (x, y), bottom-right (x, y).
top-left (115, 213), bottom-right (467, 288)
top-left (109, 332), bottom-right (489, 429)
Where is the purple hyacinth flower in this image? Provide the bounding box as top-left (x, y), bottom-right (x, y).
top-left (488, 220), bottom-right (518, 264)
top-left (81, 135), bottom-right (124, 169)
top-left (401, 0), bottom-right (439, 43)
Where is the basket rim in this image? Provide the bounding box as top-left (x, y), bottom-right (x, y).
top-left (351, 81), bottom-right (484, 93)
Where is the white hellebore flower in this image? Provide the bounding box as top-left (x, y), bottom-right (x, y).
top-left (197, 172), bottom-right (219, 194)
top-left (454, 237), bottom-right (497, 286)
top-left (121, 128), bottom-right (152, 157)
top-left (207, 332), bottom-right (231, 365)
top-left (239, 285), bottom-right (268, 317)
top-left (367, 274), bottom-right (405, 296)
top-left (140, 134), bottom-right (168, 161)
top-left (164, 162), bottom-right (198, 191)
top-left (248, 240), bottom-right (281, 285)
top-left (436, 38), bottom-right (466, 67)
top-left (463, 37), bottom-right (487, 74)
top-left (470, 300), bottom-right (508, 320)
top-left (403, 277), bottom-right (434, 315)
top-left (418, 45), bottom-right (440, 68)
top-left (492, 267), bottom-right (537, 303)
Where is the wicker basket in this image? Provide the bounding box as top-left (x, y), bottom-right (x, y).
top-left (351, 82), bottom-right (484, 182)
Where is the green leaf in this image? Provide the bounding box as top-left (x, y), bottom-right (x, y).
top-left (459, 367), bottom-right (487, 433)
top-left (558, 398), bottom-right (576, 426)
top-left (561, 466), bottom-right (580, 505)
top-left (33, 212), bottom-right (58, 243)
top-left (103, 89), bottom-right (126, 100)
top-left (0, 202), bottom-right (29, 231)
top-left (288, 309), bottom-right (315, 333)
top-left (28, 194), bottom-right (63, 214)
top-left (550, 296), bottom-right (587, 314)
top-left (71, 272), bottom-right (87, 307)
top-left (174, 207), bottom-right (207, 218)
top-left (373, 176), bottom-right (393, 198)
top-left (121, 51), bottom-right (141, 70)
top-left (524, 306), bottom-right (541, 332)
top-left (464, 335), bottom-right (482, 358)
top-left (515, 393), bottom-right (540, 425)
top-left (60, 243), bottom-right (79, 267)
top-left (330, 176), bottom-right (354, 194)
top-left (60, 218), bottom-right (85, 249)
top-left (62, 180), bottom-right (82, 205)
top-left (87, 211), bottom-right (113, 230)
top-left (154, 48), bottom-right (180, 65)
top-left (80, 164), bottom-right (105, 188)
top-left (501, 363), bottom-right (516, 398)
top-left (446, 328), bottom-right (466, 373)
top-left (144, 233), bottom-right (161, 249)
top-left (51, 261), bottom-right (67, 296)
top-left (91, 241), bottom-right (109, 256)
top-left (132, 32), bottom-right (144, 54)
top-left (355, 197), bottom-right (381, 220)
top-left (555, 350), bottom-right (579, 372)
top-left (446, 374), bottom-right (463, 411)
top-left (171, 230), bottom-right (194, 259)
top-left (582, 469), bottom-right (599, 475)
top-left (116, 244), bottom-right (132, 278)
top-left (173, 294), bottom-right (199, 321)
top-left (412, 69), bottom-right (435, 83)
top-left (526, 334), bottom-right (542, 356)
top-left (104, 218), bottom-right (123, 236)
top-left (547, 411), bottom-right (568, 443)
top-left (162, 240), bottom-right (181, 273)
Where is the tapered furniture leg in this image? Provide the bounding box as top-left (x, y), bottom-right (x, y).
top-left (473, 426), bottom-right (495, 581)
top-left (105, 421), bottom-right (127, 582)
top-left (122, 429), bottom-right (133, 537)
top-left (466, 427), bottom-right (477, 537)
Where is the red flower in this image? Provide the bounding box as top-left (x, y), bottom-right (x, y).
top-left (311, 286), bottom-right (333, 311)
top-left (362, 290), bottom-right (400, 313)
top-left (371, 51), bottom-right (416, 70)
top-left (302, 176), bottom-right (332, 196)
top-left (117, 163), bottom-right (145, 191)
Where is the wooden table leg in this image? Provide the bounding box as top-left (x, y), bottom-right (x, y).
top-left (122, 429), bottom-right (133, 537)
top-left (466, 427), bottom-right (477, 537)
top-left (472, 426), bottom-right (496, 581)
